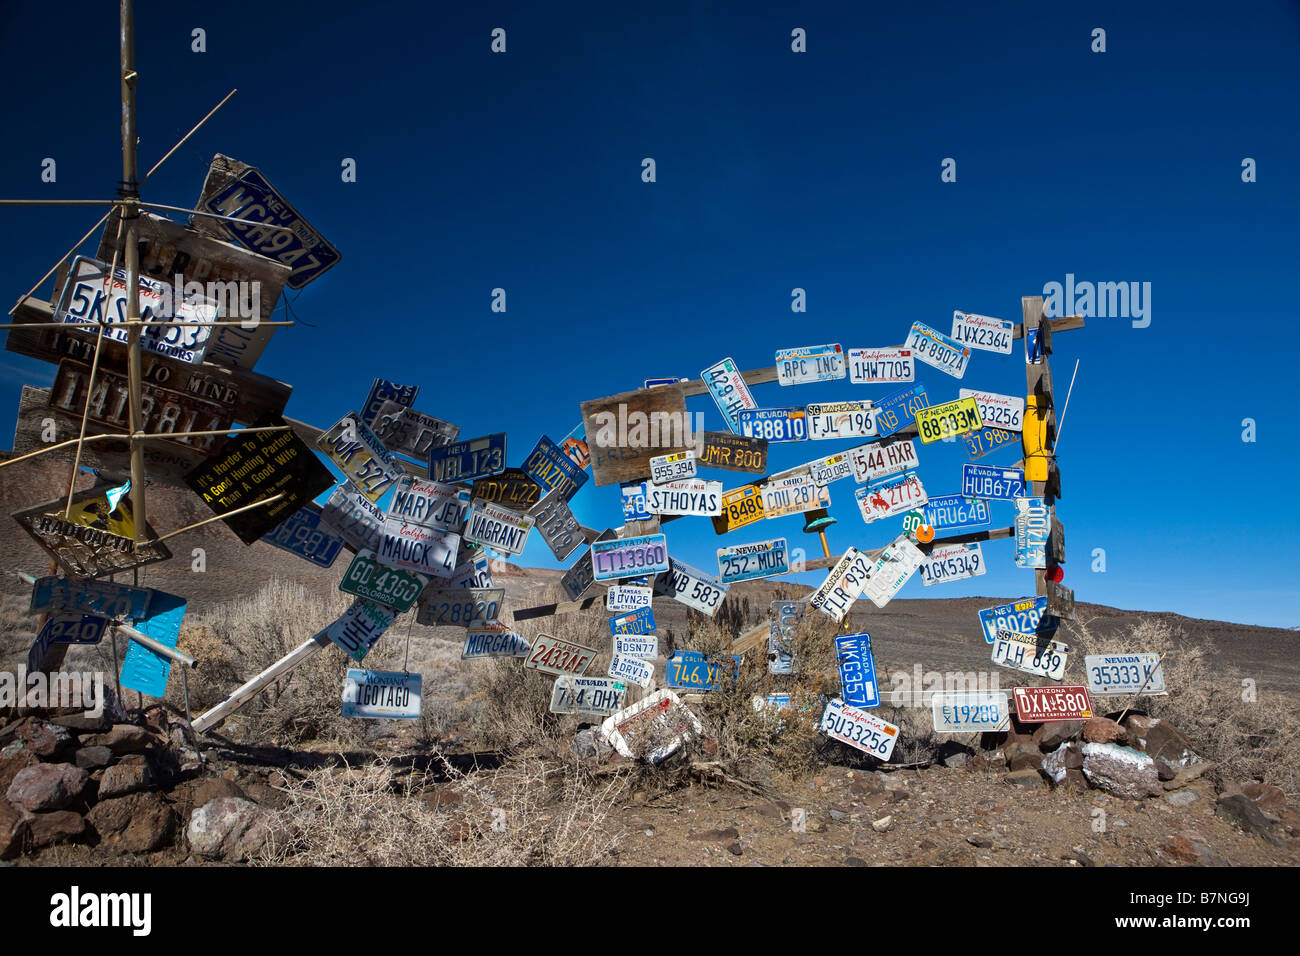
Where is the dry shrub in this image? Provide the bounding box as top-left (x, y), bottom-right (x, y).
top-left (257, 753), bottom-right (629, 866)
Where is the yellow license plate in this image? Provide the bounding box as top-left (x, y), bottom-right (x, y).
top-left (916, 397), bottom-right (983, 444)
top-left (712, 485), bottom-right (764, 535)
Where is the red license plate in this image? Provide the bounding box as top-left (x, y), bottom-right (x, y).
top-left (1012, 685), bottom-right (1093, 722)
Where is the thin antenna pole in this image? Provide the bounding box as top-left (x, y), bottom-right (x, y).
top-left (1053, 359), bottom-right (1081, 450)
top-left (121, 0), bottom-right (147, 548)
top-left (143, 89), bottom-right (236, 182)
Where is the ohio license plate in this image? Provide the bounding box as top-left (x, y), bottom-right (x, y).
top-left (959, 389), bottom-right (1025, 432)
top-left (992, 629), bottom-right (1068, 680)
top-left (820, 699), bottom-right (899, 760)
top-left (654, 557), bottom-right (729, 616)
top-left (525, 633), bottom-right (598, 677)
top-left (523, 434), bottom-right (587, 502)
top-left (978, 597), bottom-right (1047, 644)
top-left (342, 670), bottom-right (421, 720)
top-left (386, 476), bottom-right (471, 534)
top-left (461, 625), bottom-right (531, 659)
top-left (809, 547), bottom-right (872, 622)
top-left (701, 357), bottom-right (758, 432)
top-left (464, 500), bottom-right (534, 556)
top-left (847, 347), bottom-right (914, 384)
top-left (1085, 654), bottom-right (1167, 696)
top-left (665, 650), bottom-right (737, 691)
top-left (528, 492), bottom-right (583, 560)
top-left (1015, 497), bottom-right (1049, 568)
top-left (862, 535), bottom-right (925, 608)
top-left (606, 585), bottom-right (652, 612)
top-left (806, 401), bottom-right (877, 440)
top-left (712, 484), bottom-right (765, 533)
top-left (920, 543), bottom-right (986, 586)
top-left (649, 451), bottom-right (697, 483)
top-left (775, 344), bottom-right (846, 385)
top-left (608, 654), bottom-right (654, 688)
top-left (950, 311), bottom-right (1014, 354)
top-left (874, 384), bottom-right (930, 438)
top-left (591, 534), bottom-right (670, 582)
top-left (961, 464), bottom-right (1025, 500)
top-left (613, 635), bottom-right (658, 660)
top-left (905, 321), bottom-right (971, 379)
top-left (318, 412), bottom-right (402, 502)
top-left (643, 478), bottom-right (723, 516)
top-left (924, 494), bottom-right (990, 533)
top-left (717, 538), bottom-right (789, 583)
top-left (339, 548), bottom-right (429, 611)
top-left (915, 396), bottom-right (983, 444)
top-left (263, 502), bottom-right (344, 569)
top-left (962, 426), bottom-right (1020, 461)
top-left (850, 438), bottom-right (919, 483)
top-left (835, 632), bottom-right (879, 708)
top-left (427, 433), bottom-right (506, 484)
top-left (417, 587), bottom-right (504, 626)
top-left (760, 474), bottom-right (819, 517)
top-left (737, 407), bottom-right (807, 443)
top-left (609, 606), bottom-right (656, 636)
top-left (550, 676), bottom-right (627, 716)
top-left (807, 452), bottom-right (853, 487)
top-left (1013, 685), bottom-right (1093, 722)
top-left (932, 692), bottom-right (1010, 732)
top-left (856, 471), bottom-right (927, 523)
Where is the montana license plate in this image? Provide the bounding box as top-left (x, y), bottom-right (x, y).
top-left (775, 344), bottom-right (846, 385)
top-left (919, 542), bottom-right (985, 586)
top-left (905, 322), bottom-right (971, 379)
top-left (806, 401), bottom-right (877, 440)
top-left (428, 433), bottom-right (506, 484)
top-left (737, 408), bottom-right (807, 443)
top-left (342, 670), bottom-right (421, 720)
top-left (915, 396), bottom-right (983, 444)
top-left (856, 471), bottom-right (927, 523)
top-left (717, 538), bottom-right (789, 583)
top-left (950, 311), bottom-right (1014, 354)
top-left (847, 347), bottom-right (914, 384)
top-left (591, 534), bottom-right (670, 582)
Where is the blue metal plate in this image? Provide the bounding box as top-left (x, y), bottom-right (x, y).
top-left (736, 408), bottom-right (807, 443)
top-left (428, 432), bottom-right (507, 484)
top-left (834, 632), bottom-right (880, 709)
top-left (119, 589), bottom-right (188, 698)
top-left (29, 576), bottom-right (151, 622)
top-left (264, 502), bottom-right (345, 568)
top-left (523, 435), bottom-right (588, 502)
top-left (664, 650), bottom-right (739, 691)
top-left (961, 425), bottom-right (1020, 461)
top-left (873, 383), bottom-right (930, 438)
top-left (609, 606), bottom-right (657, 636)
top-left (961, 464), bottom-right (1025, 500)
top-left (978, 596), bottom-right (1049, 644)
top-left (924, 494), bottom-right (991, 534)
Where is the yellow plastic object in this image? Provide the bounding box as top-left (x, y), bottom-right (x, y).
top-left (1022, 395), bottom-right (1051, 482)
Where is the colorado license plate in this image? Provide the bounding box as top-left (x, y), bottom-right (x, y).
top-left (919, 542), bottom-right (986, 586)
top-left (775, 344), bottom-right (846, 385)
top-left (427, 433), bottom-right (506, 484)
top-left (701, 357), bottom-right (758, 432)
top-left (847, 347), bottom-right (914, 384)
top-left (820, 699), bottom-right (899, 760)
top-left (591, 534), bottom-right (670, 582)
top-left (961, 464), bottom-right (1025, 500)
top-left (737, 408), bottom-right (807, 443)
top-left (339, 548), bottom-right (429, 611)
top-left (856, 471), bottom-right (927, 523)
top-left (924, 494), bottom-right (990, 533)
top-left (915, 396), bottom-right (983, 443)
top-left (950, 311), bottom-right (1014, 354)
top-left (992, 629), bottom-right (1068, 680)
top-left (806, 401), bottom-right (877, 440)
top-left (717, 538), bottom-right (789, 583)
top-left (958, 389), bottom-right (1025, 431)
top-left (905, 322), bottom-right (971, 379)
top-left (932, 692), bottom-right (1010, 732)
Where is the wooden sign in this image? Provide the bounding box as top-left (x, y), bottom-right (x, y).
top-left (470, 467), bottom-right (540, 512)
top-left (12, 485), bottom-right (172, 579)
top-left (697, 431), bottom-right (768, 474)
top-left (580, 384), bottom-right (692, 487)
top-left (183, 417), bottom-right (335, 545)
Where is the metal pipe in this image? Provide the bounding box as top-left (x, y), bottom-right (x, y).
top-left (114, 623), bottom-right (198, 668)
top-left (191, 633), bottom-right (331, 733)
top-left (120, 0), bottom-right (146, 548)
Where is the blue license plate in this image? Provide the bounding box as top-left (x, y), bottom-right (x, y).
top-left (360, 378), bottom-right (418, 429)
top-left (717, 538), bottom-right (789, 583)
top-left (961, 425), bottom-right (1020, 461)
top-left (523, 434), bottom-right (588, 502)
top-left (873, 383), bottom-right (930, 438)
top-left (621, 481), bottom-right (651, 520)
top-left (664, 650), bottom-right (739, 691)
top-left (924, 494), bottom-right (991, 533)
top-left (264, 502), bottom-right (345, 568)
top-left (736, 408), bottom-right (807, 442)
top-left (834, 632), bottom-right (879, 709)
top-left (978, 597), bottom-right (1049, 644)
top-left (119, 589), bottom-right (188, 697)
top-left (29, 576), bottom-right (151, 621)
top-left (39, 613), bottom-right (108, 646)
top-left (961, 464), bottom-right (1025, 500)
top-left (609, 606), bottom-right (657, 635)
top-left (1015, 497), bottom-right (1049, 568)
top-left (428, 433), bottom-right (507, 484)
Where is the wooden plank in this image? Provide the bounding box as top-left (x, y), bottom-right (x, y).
top-left (1023, 296), bottom-right (1053, 601)
top-left (731, 620), bottom-right (771, 656)
top-left (579, 383), bottom-right (691, 486)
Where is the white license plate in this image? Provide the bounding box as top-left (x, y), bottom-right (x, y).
top-left (608, 654), bottom-right (654, 688)
top-left (717, 538), bottom-right (789, 583)
top-left (809, 547), bottom-right (872, 622)
top-left (847, 347), bottom-right (914, 384)
top-left (775, 344), bottom-right (846, 385)
top-left (951, 311), bottom-right (1014, 354)
top-left (320, 482), bottom-right (384, 552)
top-left (862, 535), bottom-right (925, 608)
top-left (856, 471), bottom-right (927, 523)
top-left (386, 476), bottom-right (470, 533)
top-left (606, 585), bottom-right (653, 612)
top-left (850, 438), bottom-right (919, 484)
top-left (992, 629), bottom-right (1068, 680)
top-left (654, 557), bottom-right (729, 616)
top-left (820, 698), bottom-right (899, 760)
top-left (701, 357), bottom-right (758, 432)
top-left (319, 599), bottom-right (397, 663)
top-left (461, 625), bottom-right (531, 659)
top-left (601, 689), bottom-right (702, 764)
top-left (550, 676), bottom-right (627, 716)
top-left (643, 478), bottom-right (723, 516)
top-left (528, 492), bottom-right (583, 560)
top-left (760, 475), bottom-right (819, 517)
top-left (649, 450), bottom-right (697, 483)
top-left (612, 635), bottom-right (658, 660)
top-left (806, 401), bottom-right (878, 440)
top-left (958, 388), bottom-right (1025, 431)
top-left (905, 321), bottom-right (970, 379)
top-left (807, 452), bottom-right (854, 487)
top-left (591, 534), bottom-right (669, 582)
top-left (342, 669), bottom-right (421, 720)
top-left (737, 408), bottom-right (807, 442)
top-left (525, 633), bottom-right (598, 677)
top-left (318, 412), bottom-right (403, 502)
top-left (919, 542), bottom-right (986, 586)
top-left (931, 692), bottom-right (1010, 732)
top-left (1084, 653), bottom-right (1167, 696)
top-left (376, 519), bottom-right (458, 578)
top-left (418, 587), bottom-right (504, 626)
top-left (1015, 497), bottom-right (1049, 569)
top-left (464, 500), bottom-right (534, 556)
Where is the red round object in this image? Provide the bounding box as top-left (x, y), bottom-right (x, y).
top-left (1047, 565), bottom-right (1065, 583)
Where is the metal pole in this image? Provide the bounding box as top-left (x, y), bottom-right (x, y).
top-left (114, 623), bottom-right (199, 668)
top-left (191, 633), bottom-right (332, 734)
top-left (120, 0), bottom-right (147, 549)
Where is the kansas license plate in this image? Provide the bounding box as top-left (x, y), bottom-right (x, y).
top-left (874, 384), bottom-right (930, 438)
top-left (862, 535), bottom-right (925, 608)
top-left (1085, 654), bottom-right (1167, 696)
top-left (608, 654), bottom-right (654, 688)
top-left (551, 676), bottom-right (627, 716)
top-left (992, 629), bottom-right (1068, 680)
top-left (649, 450), bottom-right (697, 484)
top-left (950, 311), bottom-right (1014, 354)
top-left (961, 425), bottom-right (1020, 461)
top-left (428, 433), bottom-right (507, 484)
top-left (809, 547), bottom-right (872, 621)
top-left (528, 492), bottom-right (583, 560)
top-left (525, 633), bottom-right (598, 677)
top-left (820, 699), bottom-right (899, 760)
top-left (386, 476), bottom-right (471, 534)
top-left (717, 538), bottom-right (789, 583)
top-left (523, 434), bottom-right (587, 502)
top-left (339, 548), bottom-right (429, 611)
top-left (856, 471), bottom-right (928, 523)
top-left (737, 407), bottom-right (807, 443)
top-left (464, 500), bottom-right (534, 557)
top-left (462, 624), bottom-right (531, 659)
top-left (376, 519), bottom-right (458, 578)
top-left (318, 412), bottom-right (402, 502)
top-left (807, 452), bottom-right (854, 487)
top-left (850, 438), bottom-right (919, 483)
top-left (665, 650), bottom-right (737, 691)
top-left (644, 478), bottom-right (723, 516)
top-left (701, 357), bottom-right (758, 432)
top-left (1015, 497), bottom-right (1049, 568)
top-left (262, 502), bottom-right (344, 569)
top-left (835, 632), bottom-right (879, 708)
top-left (905, 321), bottom-right (971, 379)
top-left (915, 396), bottom-right (983, 444)
top-left (760, 474), bottom-right (819, 517)
top-left (591, 534), bottom-right (670, 582)
top-left (958, 388), bottom-right (1025, 432)
top-left (342, 670), bottom-right (421, 720)
top-left (1013, 685), bottom-right (1093, 722)
top-left (847, 347), bottom-right (914, 384)
top-left (612, 635), bottom-right (658, 660)
top-left (606, 585), bottom-right (653, 612)
top-left (417, 587), bottom-right (504, 626)
top-left (978, 596), bottom-right (1048, 644)
top-left (712, 484), bottom-right (765, 533)
top-left (924, 494), bottom-right (990, 533)
top-left (654, 557), bottom-right (729, 616)
top-left (775, 344), bottom-right (846, 385)
top-left (961, 463), bottom-right (1025, 500)
top-left (609, 605), bottom-right (656, 636)
top-left (920, 542), bottom-right (986, 586)
top-left (932, 692), bottom-right (1010, 732)
top-left (806, 401), bottom-right (877, 440)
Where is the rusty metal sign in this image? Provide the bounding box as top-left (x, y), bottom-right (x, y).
top-left (11, 485), bottom-right (171, 579)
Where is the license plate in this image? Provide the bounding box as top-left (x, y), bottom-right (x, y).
top-left (370, 400), bottom-right (460, 460)
top-left (697, 431), bottom-right (768, 473)
top-left (873, 384), bottom-right (930, 438)
top-left (951, 311), bottom-right (1014, 354)
top-left (318, 411), bottom-right (402, 502)
top-left (769, 625), bottom-right (796, 675)
top-left (856, 471), bottom-right (928, 523)
top-left (263, 502), bottom-right (344, 569)
top-left (961, 464), bottom-right (1025, 500)
top-left (471, 468), bottom-right (541, 512)
top-left (905, 321), bottom-right (971, 379)
top-left (464, 500), bottom-right (534, 556)
top-left (1015, 497), bottom-right (1049, 568)
top-left (958, 389), bottom-right (1025, 432)
top-left (915, 396), bottom-right (983, 444)
top-left (523, 434), bottom-right (588, 502)
top-left (712, 485), bottom-right (765, 534)
top-left (847, 347), bottom-right (914, 384)
top-left (643, 478), bottom-right (723, 516)
top-left (377, 518), bottom-right (458, 577)
top-left (428, 433), bottom-right (507, 484)
top-left (360, 379), bottom-right (418, 430)
top-left (29, 576), bottom-right (151, 621)
top-left (116, 589), bottom-right (188, 697)
top-left (809, 547), bottom-right (872, 622)
top-left (978, 597), bottom-right (1048, 644)
top-left (737, 407), bottom-right (807, 443)
top-left (1085, 654), bottom-right (1167, 696)
top-left (418, 587), bottom-right (505, 626)
top-left (1026, 328), bottom-right (1043, 364)
top-left (621, 481), bottom-right (652, 520)
top-left (55, 256), bottom-right (214, 365)
top-left (320, 481), bottom-right (384, 552)
top-left (835, 632), bottom-right (880, 708)
top-left (760, 474), bottom-right (819, 517)
top-left (664, 650), bottom-right (737, 691)
top-left (649, 450), bottom-right (697, 484)
top-left (342, 670), bottom-right (421, 720)
top-left (701, 357), bottom-right (758, 432)
top-left (992, 629), bottom-right (1068, 680)
top-left (528, 492), bottom-right (583, 560)
top-left (591, 534), bottom-right (670, 582)
top-left (601, 689), bottom-right (702, 764)
top-left (770, 601), bottom-right (804, 673)
top-left (461, 624), bottom-right (532, 659)
top-left (850, 438), bottom-right (919, 483)
top-left (820, 699), bottom-right (899, 760)
top-left (606, 585), bottom-right (653, 612)
top-left (551, 676), bottom-right (628, 716)
top-left (525, 633), bottom-right (598, 677)
top-left (612, 635), bottom-right (658, 660)
top-left (559, 423), bottom-right (590, 471)
top-left (654, 557), bottom-right (729, 616)
top-left (318, 599), bottom-right (398, 663)
top-left (961, 425), bottom-right (1020, 461)
top-left (449, 547), bottom-right (492, 591)
top-left (386, 476), bottom-right (471, 534)
top-left (1013, 685), bottom-right (1093, 722)
top-left (806, 401), bottom-right (877, 440)
top-left (38, 613), bottom-right (108, 646)
top-left (807, 452), bottom-right (853, 487)
top-left (717, 538), bottom-right (789, 583)
top-left (609, 654), bottom-right (654, 688)
top-left (644, 377), bottom-right (688, 389)
top-left (609, 606), bottom-right (657, 635)
top-left (862, 535), bottom-right (925, 608)
top-left (560, 530), bottom-right (616, 600)
top-left (775, 344), bottom-right (846, 385)
top-left (339, 548), bottom-right (429, 611)
top-left (924, 494), bottom-right (990, 533)
top-left (920, 542), bottom-right (986, 586)
top-left (932, 692), bottom-right (1010, 732)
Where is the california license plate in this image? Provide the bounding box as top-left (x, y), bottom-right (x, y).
top-left (775, 344), bottom-right (846, 385)
top-left (806, 401), bottom-right (877, 440)
top-left (318, 412), bottom-right (403, 502)
top-left (1085, 654), bottom-right (1167, 696)
top-left (523, 434), bottom-right (587, 502)
top-left (862, 535), bottom-right (925, 608)
top-left (915, 396), bottom-right (983, 444)
top-left (961, 464), bottom-right (1025, 500)
top-left (643, 478), bottom-right (723, 516)
top-left (464, 500), bottom-right (534, 557)
top-left (339, 548), bottom-right (429, 611)
top-left (961, 426), bottom-right (1020, 461)
top-left (427, 432), bottom-right (506, 484)
top-left (665, 650), bottom-right (737, 691)
top-left (760, 474), bottom-right (819, 517)
top-left (924, 494), bottom-right (990, 533)
top-left (992, 629), bottom-right (1068, 680)
top-left (386, 476), bottom-right (471, 534)
top-left (932, 692), bottom-right (1010, 732)
top-left (609, 606), bottom-right (656, 635)
top-left (621, 481), bottom-right (652, 521)
top-left (654, 557), bottom-right (729, 616)
top-left (856, 471), bottom-right (927, 523)
top-left (525, 633), bottom-right (598, 677)
top-left (417, 587), bottom-right (504, 626)
top-left (717, 538), bottom-right (789, 583)
top-left (701, 357), bottom-right (758, 432)
top-left (376, 519), bottom-right (458, 578)
top-left (958, 389), bottom-right (1025, 432)
top-left (874, 384), bottom-right (930, 438)
top-left (847, 347), bottom-right (914, 384)
top-left (649, 451), bottom-right (697, 483)
top-left (1015, 497), bottom-right (1049, 568)
top-left (905, 321), bottom-right (971, 379)
top-left (591, 534), bottom-right (670, 582)
top-left (737, 407), bottom-right (807, 443)
top-left (919, 542), bottom-right (986, 586)
top-left (978, 597), bottom-right (1048, 644)
top-left (697, 431), bottom-right (768, 473)
top-left (950, 311), bottom-right (1014, 354)
top-left (807, 452), bottom-right (853, 487)
top-left (820, 699), bottom-right (899, 760)
top-left (850, 438), bottom-right (919, 483)
top-left (608, 654), bottom-right (654, 688)
top-left (712, 485), bottom-right (765, 533)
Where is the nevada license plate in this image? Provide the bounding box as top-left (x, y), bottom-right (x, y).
top-left (835, 632), bottom-right (879, 708)
top-left (950, 311), bottom-right (1014, 354)
top-left (821, 699), bottom-right (899, 760)
top-left (807, 452), bottom-right (853, 487)
top-left (920, 543), bottom-right (986, 586)
top-left (873, 384), bottom-right (930, 438)
top-left (856, 471), bottom-right (927, 523)
top-left (665, 650), bottom-right (737, 691)
top-left (606, 585), bottom-right (652, 612)
top-left (428, 433), bottom-right (506, 484)
top-left (1013, 685), bottom-right (1093, 722)
top-left (1015, 497), bottom-right (1049, 568)
top-left (609, 606), bottom-right (656, 635)
top-left (462, 625), bottom-right (531, 659)
top-left (862, 535), bottom-right (925, 608)
top-left (712, 484), bottom-right (764, 534)
top-left (701, 357), bottom-right (758, 432)
top-left (387, 476), bottom-right (471, 533)
top-left (649, 451), bottom-right (697, 483)
top-left (932, 692), bottom-right (1010, 732)
top-left (342, 670), bottom-right (421, 720)
top-left (915, 396), bottom-right (983, 444)
top-left (591, 534), bottom-right (670, 582)
top-left (1085, 654), bottom-right (1167, 696)
top-left (644, 478), bottom-right (723, 516)
top-left (551, 676), bottom-right (627, 716)
top-left (262, 502), bottom-right (343, 569)
top-left (318, 412), bottom-right (402, 502)
top-left (961, 464), bottom-right (1025, 500)
top-left (924, 494), bottom-right (990, 533)
top-left (613, 635), bottom-right (658, 660)
top-left (523, 434), bottom-right (587, 502)
top-left (464, 500), bottom-right (534, 556)
top-left (850, 438), bottom-right (919, 484)
top-left (806, 401), bottom-right (877, 440)
top-left (978, 597), bottom-right (1048, 644)
top-left (847, 347), bottom-right (914, 384)
top-left (370, 400), bottom-right (459, 461)
top-left (775, 344), bottom-right (846, 385)
top-left (760, 474), bottom-right (818, 517)
top-left (339, 548), bottom-right (428, 611)
top-left (417, 587), bottom-right (504, 626)
top-left (320, 482), bottom-right (384, 552)
top-left (961, 426), bottom-right (1020, 461)
top-left (654, 557), bottom-right (729, 616)
top-left (608, 654), bottom-right (654, 688)
top-left (525, 633), bottom-right (598, 677)
top-left (959, 388), bottom-right (1025, 432)
top-left (737, 408), bottom-right (807, 443)
top-left (992, 629), bottom-right (1068, 680)
top-left (905, 321), bottom-right (971, 379)
top-left (809, 548), bottom-right (871, 621)
top-left (717, 538), bottom-right (789, 583)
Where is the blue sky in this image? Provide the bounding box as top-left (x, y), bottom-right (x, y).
top-left (1, 1), bottom-right (1297, 627)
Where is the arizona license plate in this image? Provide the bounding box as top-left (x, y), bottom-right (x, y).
top-left (932, 692), bottom-right (1010, 732)
top-left (339, 548), bottom-right (429, 611)
top-left (821, 699), bottom-right (899, 760)
top-left (856, 471), bottom-right (927, 523)
top-left (737, 408), bottom-right (807, 443)
top-left (717, 538), bottom-right (789, 583)
top-left (775, 344), bottom-right (846, 385)
top-left (342, 670), bottom-right (421, 720)
top-left (643, 478), bottom-right (723, 516)
top-left (591, 534), bottom-right (670, 582)
top-left (760, 474), bottom-right (819, 517)
top-left (649, 451), bottom-right (696, 483)
top-left (962, 464), bottom-right (1025, 500)
top-left (873, 384), bottom-right (930, 438)
top-left (523, 434), bottom-right (587, 502)
top-left (701, 357), bottom-right (758, 432)
top-left (386, 476), bottom-right (471, 534)
top-left (924, 494), bottom-right (990, 533)
top-left (665, 650), bottom-right (737, 691)
top-left (1085, 654), bottom-right (1167, 696)
top-left (606, 585), bottom-right (653, 612)
top-left (712, 484), bottom-right (765, 533)
top-left (1013, 685), bottom-right (1093, 722)
top-left (835, 632), bottom-right (880, 708)
top-left (959, 389), bottom-right (1024, 432)
top-left (654, 557), bottom-right (729, 616)
top-left (427, 433), bottom-right (507, 484)
top-left (608, 654), bottom-right (654, 688)
top-left (806, 401), bottom-right (877, 440)
top-left (613, 635), bottom-right (658, 660)
top-left (318, 412), bottom-right (403, 502)
top-left (461, 624), bottom-right (531, 659)
top-left (847, 347), bottom-right (914, 384)
top-left (951, 311), bottom-right (1014, 354)
top-left (528, 492), bottom-right (584, 560)
top-left (809, 547), bottom-right (872, 621)
top-left (905, 321), bottom-right (971, 379)
top-left (417, 587), bottom-right (504, 626)
top-left (525, 633), bottom-right (598, 677)
top-left (920, 542), bottom-right (985, 586)
top-left (915, 396), bottom-right (983, 444)
top-left (992, 629), bottom-right (1068, 680)
top-left (263, 502), bottom-right (344, 569)
top-left (807, 452), bottom-right (853, 487)
top-left (1015, 497), bottom-right (1049, 568)
top-left (978, 597), bottom-right (1048, 644)
top-left (464, 500), bottom-right (534, 556)
top-left (862, 535), bottom-right (925, 608)
top-left (850, 438), bottom-right (919, 483)
top-left (551, 676), bottom-right (628, 716)
top-left (609, 606), bottom-right (656, 636)
top-left (318, 599), bottom-right (398, 663)
top-left (961, 426), bottom-right (1020, 461)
